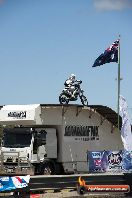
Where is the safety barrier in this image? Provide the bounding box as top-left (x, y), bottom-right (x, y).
top-left (29, 173), bottom-right (125, 191)
top-left (0, 173), bottom-right (132, 197)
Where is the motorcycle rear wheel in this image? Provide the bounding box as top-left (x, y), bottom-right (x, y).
top-left (80, 95), bottom-right (88, 106)
top-left (59, 94), bottom-right (69, 104)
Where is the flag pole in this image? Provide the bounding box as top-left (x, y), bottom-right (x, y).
top-left (117, 35), bottom-right (121, 132)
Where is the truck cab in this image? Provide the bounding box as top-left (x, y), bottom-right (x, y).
top-left (0, 127), bottom-right (57, 175)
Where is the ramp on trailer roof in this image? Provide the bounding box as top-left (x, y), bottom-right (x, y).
top-left (40, 104), bottom-right (122, 129)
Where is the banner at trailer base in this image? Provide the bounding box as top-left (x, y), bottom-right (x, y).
top-left (86, 185), bottom-right (130, 193)
top-left (77, 176), bottom-right (130, 195)
top-left (88, 150), bottom-right (132, 173)
top-left (0, 175), bottom-right (30, 192)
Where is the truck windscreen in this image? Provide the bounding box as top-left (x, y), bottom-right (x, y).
top-left (2, 132), bottom-right (32, 148)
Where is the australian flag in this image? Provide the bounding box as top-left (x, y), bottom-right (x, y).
top-left (92, 40), bottom-right (119, 67)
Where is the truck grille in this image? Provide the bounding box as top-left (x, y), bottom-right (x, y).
top-left (6, 158), bottom-right (13, 163)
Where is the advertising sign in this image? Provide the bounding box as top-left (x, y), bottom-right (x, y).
top-left (88, 150), bottom-right (132, 173)
top-left (77, 176), bottom-right (130, 195)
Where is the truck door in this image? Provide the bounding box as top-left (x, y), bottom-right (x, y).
top-left (45, 129), bottom-right (57, 159)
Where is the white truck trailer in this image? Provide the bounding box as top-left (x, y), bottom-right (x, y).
top-left (0, 104), bottom-right (123, 175)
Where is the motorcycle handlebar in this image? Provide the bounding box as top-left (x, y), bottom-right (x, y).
top-left (76, 80), bottom-right (82, 84)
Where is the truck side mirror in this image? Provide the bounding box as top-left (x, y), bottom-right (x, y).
top-left (36, 138), bottom-right (42, 146)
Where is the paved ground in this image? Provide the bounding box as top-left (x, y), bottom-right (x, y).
top-left (37, 190), bottom-right (129, 198)
top-left (0, 190), bottom-right (131, 197)
top-left (0, 192), bottom-right (130, 198)
top-left (39, 192), bottom-right (129, 198)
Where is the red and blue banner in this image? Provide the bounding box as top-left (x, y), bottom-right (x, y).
top-left (0, 175), bottom-right (30, 192)
top-left (88, 150), bottom-right (132, 173)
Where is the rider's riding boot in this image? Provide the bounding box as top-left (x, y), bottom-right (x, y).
top-left (72, 91), bottom-right (76, 98)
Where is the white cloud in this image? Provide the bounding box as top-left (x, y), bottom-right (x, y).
top-left (93, 0), bottom-right (132, 11)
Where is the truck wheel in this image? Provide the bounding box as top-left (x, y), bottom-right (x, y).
top-left (42, 162), bottom-right (55, 175)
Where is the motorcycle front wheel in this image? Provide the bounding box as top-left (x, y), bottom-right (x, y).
top-left (80, 95), bottom-right (88, 106)
top-left (59, 93), bottom-right (69, 105)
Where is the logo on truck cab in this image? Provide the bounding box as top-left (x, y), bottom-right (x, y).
top-left (8, 111), bottom-right (26, 119)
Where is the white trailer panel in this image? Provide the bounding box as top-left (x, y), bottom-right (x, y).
top-left (0, 104), bottom-right (42, 125)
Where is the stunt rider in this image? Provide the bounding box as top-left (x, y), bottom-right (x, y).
top-left (64, 74), bottom-right (80, 98)
top-left (59, 74), bottom-right (88, 105)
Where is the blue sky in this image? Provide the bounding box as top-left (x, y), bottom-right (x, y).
top-left (0, 0), bottom-right (132, 116)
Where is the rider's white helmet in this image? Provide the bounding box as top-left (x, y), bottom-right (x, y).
top-left (70, 74), bottom-right (76, 80)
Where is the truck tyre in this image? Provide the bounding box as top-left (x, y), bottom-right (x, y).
top-left (42, 161), bottom-right (55, 175)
